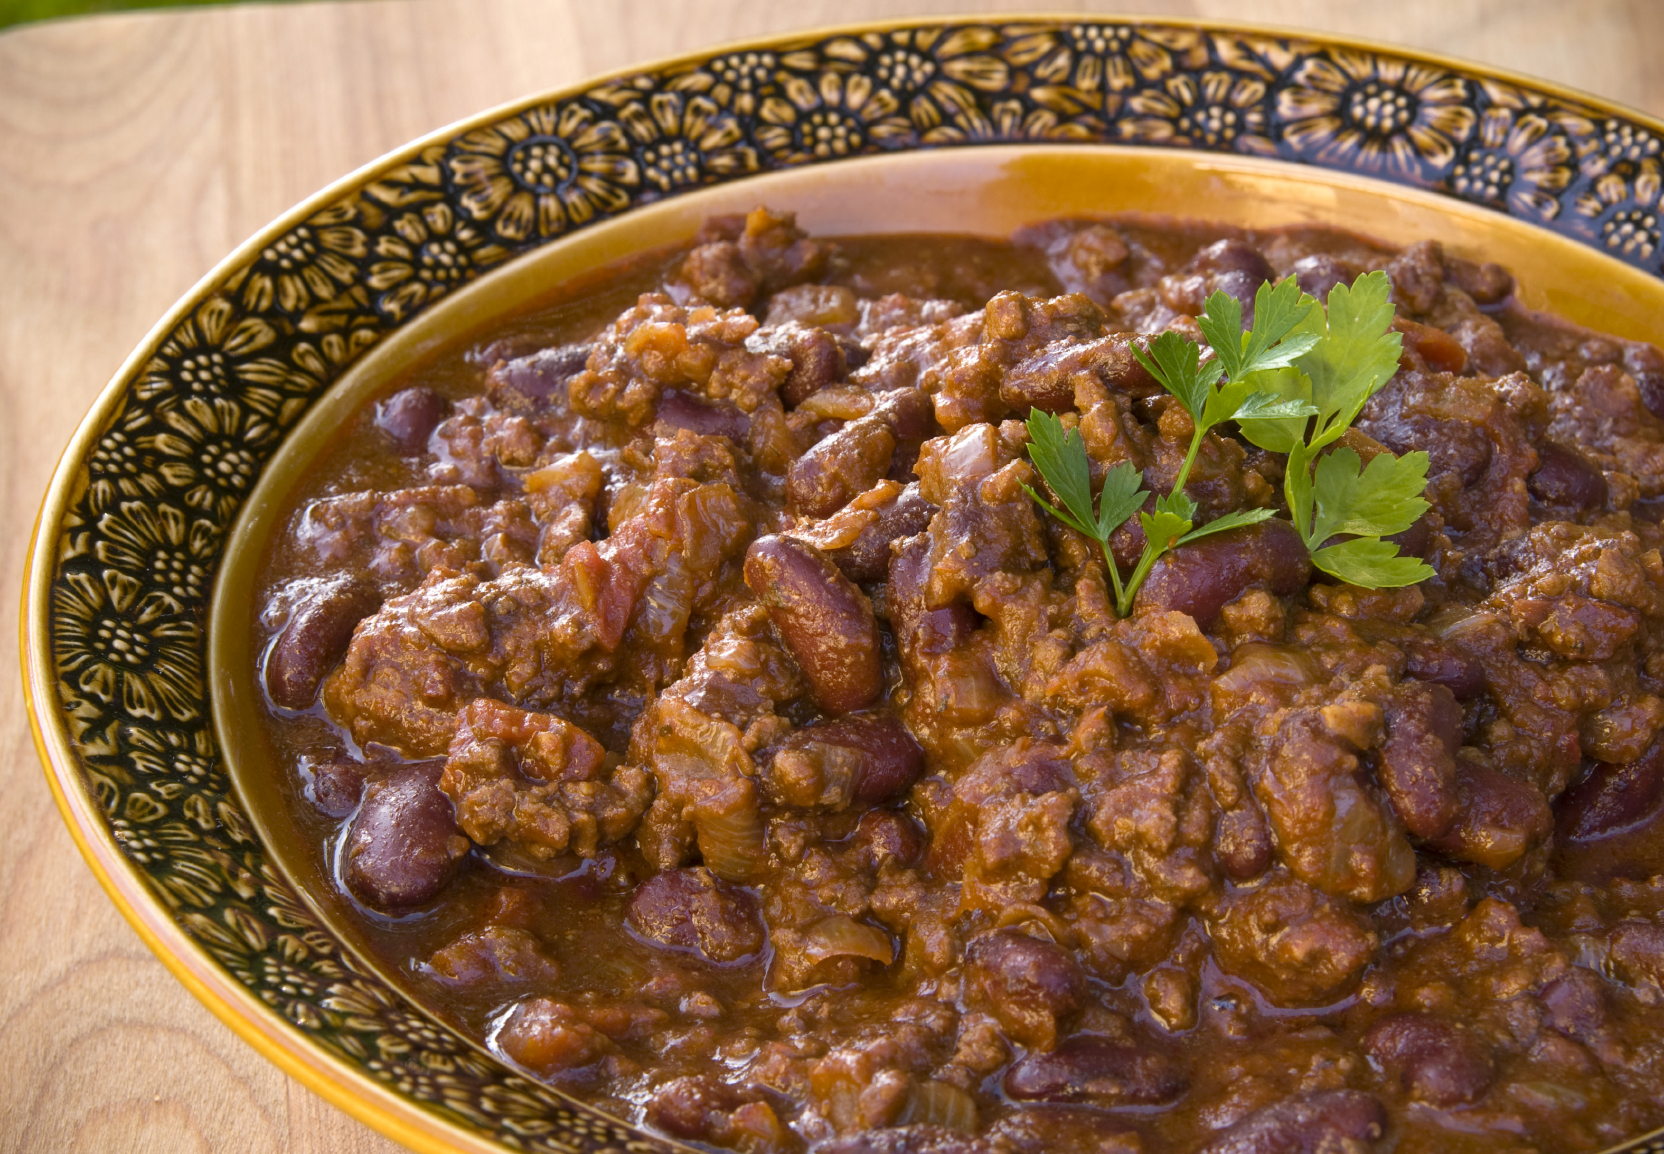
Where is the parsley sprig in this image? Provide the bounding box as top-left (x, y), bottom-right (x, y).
top-left (1023, 269), bottom-right (1433, 618)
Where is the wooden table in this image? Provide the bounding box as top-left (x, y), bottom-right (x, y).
top-left (1, 1), bottom-right (1660, 1149)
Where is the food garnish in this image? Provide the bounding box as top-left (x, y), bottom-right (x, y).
top-left (1025, 271), bottom-right (1431, 616)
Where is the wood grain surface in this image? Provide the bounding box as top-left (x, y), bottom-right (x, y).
top-left (2, 1), bottom-right (1661, 1150)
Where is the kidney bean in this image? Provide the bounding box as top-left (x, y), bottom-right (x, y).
top-left (1197, 1090), bottom-right (1387, 1154)
top-left (646, 1075), bottom-right (759, 1142)
top-left (780, 714), bottom-right (926, 805)
top-left (375, 386), bottom-right (451, 453)
top-left (1362, 1012), bottom-right (1494, 1106)
top-left (989, 1108), bottom-right (1144, 1154)
top-left (624, 867), bottom-right (765, 964)
top-left (1215, 805), bottom-right (1274, 881)
top-left (1191, 239), bottom-right (1276, 323)
top-left (847, 809), bottom-right (927, 870)
top-left (485, 344), bottom-right (591, 413)
top-left (753, 320), bottom-right (848, 407)
top-left (1291, 253), bottom-right (1349, 302)
top-left (815, 1128), bottom-right (981, 1154)
top-left (1192, 238), bottom-right (1277, 281)
top-left (1609, 921), bottom-right (1664, 991)
top-left (1625, 343), bottom-right (1664, 419)
top-left (965, 932), bottom-right (1085, 1049)
top-left (308, 756), bottom-right (367, 818)
top-left (1004, 1035), bottom-right (1185, 1106)
top-left (1401, 635), bottom-right (1483, 701)
top-left (1135, 518), bottom-right (1309, 628)
top-left (1528, 441), bottom-right (1608, 514)
top-left (822, 483), bottom-right (936, 584)
top-left (265, 575), bottom-right (382, 710)
top-left (1427, 761), bottom-right (1551, 870)
top-left (745, 536), bottom-right (883, 714)
top-left (1556, 739), bottom-right (1664, 843)
top-left (1541, 969), bottom-right (1608, 1036)
top-left (656, 389), bottom-right (750, 440)
top-left (1379, 682), bottom-right (1463, 839)
top-left (789, 416), bottom-right (896, 518)
top-left (873, 385), bottom-right (934, 442)
top-left (343, 765), bottom-right (469, 910)
top-left (1444, 256), bottom-right (1514, 306)
top-left (1384, 511), bottom-right (1433, 560)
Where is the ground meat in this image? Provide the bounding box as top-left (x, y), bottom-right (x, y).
top-left (256, 212), bottom-right (1664, 1154)
top-left (438, 698), bottom-right (651, 859)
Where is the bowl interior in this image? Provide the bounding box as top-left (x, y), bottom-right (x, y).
top-left (210, 140), bottom-right (1664, 1062)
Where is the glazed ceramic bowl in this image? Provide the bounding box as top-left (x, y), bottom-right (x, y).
top-left (23, 17), bottom-right (1664, 1154)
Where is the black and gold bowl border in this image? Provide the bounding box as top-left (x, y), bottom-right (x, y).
top-left (22, 17), bottom-right (1664, 1154)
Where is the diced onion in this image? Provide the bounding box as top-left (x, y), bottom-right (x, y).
top-left (802, 915), bottom-right (895, 964)
top-left (694, 790), bottom-right (766, 883)
top-left (899, 1080), bottom-right (977, 1131)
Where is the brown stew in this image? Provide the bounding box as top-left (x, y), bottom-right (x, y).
top-left (253, 208), bottom-right (1664, 1154)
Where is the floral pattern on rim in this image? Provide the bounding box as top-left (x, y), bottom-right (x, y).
top-left (1572, 119), bottom-right (1664, 260)
top-left (1121, 69), bottom-right (1273, 153)
top-left (590, 82), bottom-right (760, 194)
top-left (35, 17), bottom-right (1664, 1154)
top-left (237, 203), bottom-right (370, 321)
top-left (447, 103), bottom-right (641, 242)
top-left (1277, 49), bottom-right (1477, 180)
top-left (1450, 80), bottom-right (1590, 219)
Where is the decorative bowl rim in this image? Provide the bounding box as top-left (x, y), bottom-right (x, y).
top-left (22, 13), bottom-right (1664, 1154)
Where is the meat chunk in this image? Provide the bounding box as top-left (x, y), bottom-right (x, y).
top-left (1248, 709), bottom-right (1415, 903)
top-left (427, 926), bottom-right (561, 986)
top-left (324, 473), bottom-right (755, 755)
top-left (438, 699), bottom-right (651, 860)
top-left (1196, 1090), bottom-right (1387, 1154)
top-left (1210, 874), bottom-right (1377, 1006)
top-left (497, 998), bottom-right (613, 1076)
top-left (631, 605), bottom-right (803, 879)
top-left (963, 932), bottom-right (1084, 1049)
top-left (646, 1075), bottom-right (789, 1153)
top-left (672, 206), bottom-right (831, 309)
top-left (1361, 1013), bottom-right (1494, 1106)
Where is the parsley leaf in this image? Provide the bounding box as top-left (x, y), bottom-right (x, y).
top-left (1296, 270), bottom-right (1402, 450)
top-left (1025, 264), bottom-right (1429, 610)
top-left (1196, 281), bottom-right (1320, 383)
top-left (1139, 508), bottom-right (1192, 554)
top-left (1177, 506), bottom-right (1276, 544)
top-left (1131, 331), bottom-right (1222, 422)
top-left (1285, 444), bottom-right (1435, 588)
top-left (1234, 365), bottom-right (1314, 454)
top-left (1021, 409), bottom-right (1097, 536)
top-left (1310, 537), bottom-right (1434, 587)
top-left (1095, 461), bottom-right (1148, 539)
top-left (1307, 447), bottom-right (1431, 542)
top-left (1022, 410), bottom-right (1147, 614)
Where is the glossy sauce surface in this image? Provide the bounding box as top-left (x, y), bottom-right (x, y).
top-left (254, 209), bottom-right (1664, 1154)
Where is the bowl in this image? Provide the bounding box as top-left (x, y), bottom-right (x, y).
top-left (23, 16), bottom-right (1664, 1154)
